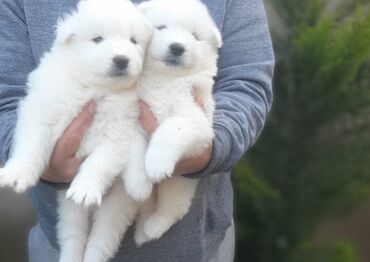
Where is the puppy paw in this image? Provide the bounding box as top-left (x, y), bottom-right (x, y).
top-left (134, 225), bottom-right (150, 246)
top-left (66, 178), bottom-right (103, 207)
top-left (0, 166), bottom-right (38, 193)
top-left (83, 247), bottom-right (109, 262)
top-left (59, 250), bottom-right (84, 262)
top-left (124, 175), bottom-right (153, 202)
top-left (143, 214), bottom-right (172, 241)
top-left (144, 148), bottom-right (176, 183)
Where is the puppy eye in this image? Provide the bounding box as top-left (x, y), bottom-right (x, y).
top-left (92, 36), bottom-right (104, 43)
top-left (156, 25), bottom-right (167, 30)
top-left (192, 33), bottom-right (200, 41)
top-left (130, 37), bottom-right (137, 45)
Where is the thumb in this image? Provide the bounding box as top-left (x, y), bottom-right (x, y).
top-left (139, 100), bottom-right (158, 135)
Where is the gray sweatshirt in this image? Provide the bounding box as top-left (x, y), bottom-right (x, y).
top-left (0, 0), bottom-right (274, 261)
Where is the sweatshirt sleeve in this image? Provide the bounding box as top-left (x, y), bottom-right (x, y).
top-left (0, 0), bottom-right (36, 165)
top-left (186, 0), bottom-right (275, 178)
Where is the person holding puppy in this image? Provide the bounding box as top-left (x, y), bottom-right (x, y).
top-left (0, 0), bottom-right (274, 261)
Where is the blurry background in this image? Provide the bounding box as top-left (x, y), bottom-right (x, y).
top-left (234, 0), bottom-right (370, 261)
top-left (0, 189), bottom-right (35, 261)
top-left (0, 0), bottom-right (370, 261)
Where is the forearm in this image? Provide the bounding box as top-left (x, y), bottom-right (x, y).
top-left (186, 0), bottom-right (275, 177)
top-left (0, 85), bottom-right (26, 164)
top-left (0, 0), bottom-right (36, 164)
top-left (208, 62), bottom-right (274, 174)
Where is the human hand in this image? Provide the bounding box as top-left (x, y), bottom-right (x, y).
top-left (138, 93), bottom-right (213, 176)
top-left (41, 101), bottom-right (96, 183)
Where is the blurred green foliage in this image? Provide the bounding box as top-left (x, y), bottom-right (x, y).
top-left (291, 240), bottom-right (358, 262)
top-left (234, 0), bottom-right (370, 261)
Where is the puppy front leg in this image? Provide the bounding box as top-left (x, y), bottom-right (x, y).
top-left (192, 74), bottom-right (215, 123)
top-left (83, 178), bottom-right (137, 262)
top-left (145, 112), bottom-right (213, 183)
top-left (66, 142), bottom-right (126, 207)
top-left (124, 131), bottom-right (153, 201)
top-left (57, 191), bottom-right (89, 262)
top-left (0, 102), bottom-right (57, 193)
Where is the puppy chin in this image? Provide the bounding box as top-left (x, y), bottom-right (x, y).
top-left (162, 55), bottom-right (193, 69)
top-left (110, 69), bottom-right (128, 78)
top-left (164, 57), bottom-right (183, 67)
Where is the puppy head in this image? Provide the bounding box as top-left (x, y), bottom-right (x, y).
top-left (139, 0), bottom-right (222, 76)
top-left (54, 0), bottom-right (153, 89)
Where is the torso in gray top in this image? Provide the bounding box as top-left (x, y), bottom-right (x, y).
top-left (0, 0), bottom-right (274, 261)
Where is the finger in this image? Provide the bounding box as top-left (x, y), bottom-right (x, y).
top-left (58, 101), bottom-right (96, 157)
top-left (62, 156), bottom-right (85, 181)
top-left (71, 155), bottom-right (85, 168)
top-left (40, 168), bottom-right (58, 182)
top-left (139, 100), bottom-right (152, 119)
top-left (66, 101), bottom-right (96, 135)
top-left (45, 156), bottom-right (84, 183)
top-left (139, 100), bottom-right (158, 135)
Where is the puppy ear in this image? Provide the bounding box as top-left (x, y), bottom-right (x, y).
top-left (55, 16), bottom-right (76, 45)
top-left (137, 1), bottom-right (155, 14)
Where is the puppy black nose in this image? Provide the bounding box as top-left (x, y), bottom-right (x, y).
top-left (169, 43), bottom-right (185, 57)
top-left (113, 56), bottom-right (129, 70)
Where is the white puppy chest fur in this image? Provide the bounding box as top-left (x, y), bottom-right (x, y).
top-left (0, 0), bottom-right (153, 261)
top-left (129, 0), bottom-right (222, 245)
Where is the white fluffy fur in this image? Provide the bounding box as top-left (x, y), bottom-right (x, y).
top-left (130, 0), bottom-right (222, 245)
top-left (0, 0), bottom-right (153, 261)
top-left (0, 0), bottom-right (222, 258)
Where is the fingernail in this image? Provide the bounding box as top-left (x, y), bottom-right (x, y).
top-left (88, 102), bottom-right (96, 114)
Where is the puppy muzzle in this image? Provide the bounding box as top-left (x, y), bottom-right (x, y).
top-left (110, 55), bottom-right (130, 77)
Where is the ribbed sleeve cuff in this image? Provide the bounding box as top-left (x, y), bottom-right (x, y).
top-left (39, 179), bottom-right (70, 190)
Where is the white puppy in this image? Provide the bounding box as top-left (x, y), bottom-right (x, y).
top-left (129, 0), bottom-right (222, 245)
top-left (0, 0), bottom-right (152, 261)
